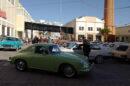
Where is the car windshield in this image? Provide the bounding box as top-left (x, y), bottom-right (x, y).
top-left (49, 45), bottom-right (61, 54)
top-left (66, 43), bottom-right (76, 49)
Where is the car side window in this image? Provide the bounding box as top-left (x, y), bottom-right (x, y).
top-left (15, 38), bottom-right (19, 41)
top-left (35, 46), bottom-right (48, 54)
top-left (6, 37), bottom-right (15, 41)
top-left (73, 44), bottom-right (83, 50)
top-left (116, 45), bottom-right (128, 51)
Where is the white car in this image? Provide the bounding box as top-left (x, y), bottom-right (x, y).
top-left (112, 43), bottom-right (130, 61)
top-left (60, 42), bottom-right (116, 64)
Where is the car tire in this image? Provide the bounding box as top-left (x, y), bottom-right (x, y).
top-left (15, 48), bottom-right (19, 51)
top-left (95, 55), bottom-right (104, 64)
top-left (15, 60), bottom-right (27, 71)
top-left (60, 64), bottom-right (76, 78)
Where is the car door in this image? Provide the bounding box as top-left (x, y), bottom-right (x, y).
top-left (30, 45), bottom-right (54, 71)
top-left (89, 45), bottom-right (101, 59)
top-left (127, 46), bottom-right (130, 58)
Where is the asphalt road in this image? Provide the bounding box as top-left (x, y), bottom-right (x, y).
top-left (0, 50), bottom-right (130, 86)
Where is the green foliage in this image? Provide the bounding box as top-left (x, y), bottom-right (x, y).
top-left (99, 27), bottom-right (111, 42)
top-left (99, 27), bottom-right (110, 35)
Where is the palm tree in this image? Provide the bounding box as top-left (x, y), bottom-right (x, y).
top-left (99, 27), bottom-right (110, 42)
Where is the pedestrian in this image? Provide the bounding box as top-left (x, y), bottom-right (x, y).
top-left (32, 36), bottom-right (39, 44)
top-left (82, 37), bottom-right (91, 58)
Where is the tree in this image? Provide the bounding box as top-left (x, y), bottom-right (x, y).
top-left (99, 27), bottom-right (110, 42)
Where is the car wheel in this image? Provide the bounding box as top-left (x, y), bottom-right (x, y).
top-left (95, 55), bottom-right (104, 64)
top-left (15, 60), bottom-right (27, 71)
top-left (60, 64), bottom-right (76, 78)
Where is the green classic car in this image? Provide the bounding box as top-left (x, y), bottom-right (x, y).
top-left (9, 44), bottom-right (92, 78)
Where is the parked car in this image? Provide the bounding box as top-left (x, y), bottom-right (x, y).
top-left (61, 42), bottom-right (115, 64)
top-left (0, 36), bottom-right (23, 50)
top-left (112, 44), bottom-right (130, 60)
top-left (9, 44), bottom-right (93, 78)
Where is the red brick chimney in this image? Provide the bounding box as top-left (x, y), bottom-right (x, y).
top-left (104, 0), bottom-right (115, 35)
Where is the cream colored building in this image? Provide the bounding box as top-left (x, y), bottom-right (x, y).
top-left (0, 0), bottom-right (17, 37)
top-left (0, 0), bottom-right (37, 39)
top-left (16, 2), bottom-right (39, 39)
top-left (116, 25), bottom-right (130, 43)
top-left (64, 16), bottom-right (104, 41)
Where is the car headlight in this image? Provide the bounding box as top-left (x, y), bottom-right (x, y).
top-left (80, 60), bottom-right (87, 67)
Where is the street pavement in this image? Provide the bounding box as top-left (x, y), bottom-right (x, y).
top-left (0, 49), bottom-right (130, 86)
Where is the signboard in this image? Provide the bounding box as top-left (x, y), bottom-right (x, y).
top-left (0, 10), bottom-right (6, 19)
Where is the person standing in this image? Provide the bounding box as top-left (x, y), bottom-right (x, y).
top-left (82, 37), bottom-right (91, 58)
top-left (32, 36), bottom-right (39, 44)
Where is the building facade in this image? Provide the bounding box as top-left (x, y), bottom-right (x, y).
top-left (64, 16), bottom-right (104, 41)
top-left (0, 0), bottom-right (36, 39)
top-left (16, 2), bottom-right (37, 39)
top-left (116, 25), bottom-right (130, 43)
top-left (0, 0), bottom-right (17, 37)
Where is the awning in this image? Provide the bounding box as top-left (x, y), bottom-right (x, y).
top-left (0, 10), bottom-right (6, 19)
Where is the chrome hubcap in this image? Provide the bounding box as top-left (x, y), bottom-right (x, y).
top-left (63, 66), bottom-right (75, 77)
top-left (16, 61), bottom-right (25, 70)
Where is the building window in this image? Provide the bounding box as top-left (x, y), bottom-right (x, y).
top-left (87, 34), bottom-right (93, 41)
top-left (79, 26), bottom-right (84, 31)
top-left (2, 25), bottom-right (5, 36)
top-left (78, 35), bottom-right (84, 41)
top-left (8, 0), bottom-right (15, 5)
top-left (11, 28), bottom-right (13, 36)
top-left (116, 37), bottom-right (119, 42)
top-left (97, 28), bottom-right (101, 31)
top-left (88, 27), bottom-right (93, 31)
top-left (7, 27), bottom-right (10, 36)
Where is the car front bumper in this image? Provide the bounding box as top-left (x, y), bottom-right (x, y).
top-left (78, 63), bottom-right (94, 74)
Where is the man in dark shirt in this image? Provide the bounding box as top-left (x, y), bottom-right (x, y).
top-left (82, 37), bottom-right (91, 58)
top-left (32, 36), bottom-right (39, 44)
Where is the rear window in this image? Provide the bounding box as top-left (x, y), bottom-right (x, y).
top-left (116, 45), bottom-right (128, 51)
top-left (5, 37), bottom-right (15, 41)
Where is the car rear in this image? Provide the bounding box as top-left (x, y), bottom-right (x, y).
top-left (112, 44), bottom-right (129, 59)
top-left (0, 37), bottom-right (22, 50)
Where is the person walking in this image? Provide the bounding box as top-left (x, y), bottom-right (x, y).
top-left (82, 37), bottom-right (91, 58)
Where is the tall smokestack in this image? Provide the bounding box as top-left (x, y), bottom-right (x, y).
top-left (104, 0), bottom-right (115, 35)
